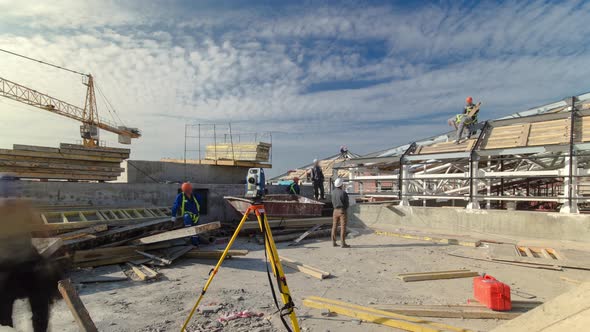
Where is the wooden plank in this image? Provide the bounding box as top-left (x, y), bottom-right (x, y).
top-left (57, 279), bottom-right (99, 332)
top-left (59, 143), bottom-right (131, 154)
top-left (288, 224), bottom-right (323, 246)
top-left (74, 254), bottom-right (144, 268)
top-left (166, 245), bottom-right (194, 262)
top-left (0, 160), bottom-right (124, 172)
top-left (518, 123), bottom-right (531, 146)
top-left (0, 148), bottom-right (124, 162)
top-left (303, 296), bottom-right (470, 332)
top-left (135, 221), bottom-right (221, 244)
top-left (182, 249), bottom-right (249, 259)
top-left (0, 155), bottom-right (120, 167)
top-left (135, 250), bottom-right (172, 265)
top-left (0, 171), bottom-right (117, 181)
top-left (31, 238), bottom-right (63, 257)
top-left (0, 166), bottom-right (121, 177)
top-left (374, 230), bottom-right (481, 247)
top-left (397, 270), bottom-right (478, 282)
top-left (58, 225), bottom-right (109, 241)
top-left (280, 256), bottom-right (330, 279)
top-left (127, 263), bottom-right (148, 280)
top-left (374, 303), bottom-right (526, 319)
top-left (72, 242), bottom-right (176, 263)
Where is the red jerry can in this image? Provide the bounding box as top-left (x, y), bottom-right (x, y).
top-left (473, 274), bottom-right (512, 311)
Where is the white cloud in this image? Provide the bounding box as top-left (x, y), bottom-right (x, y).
top-left (1, 1), bottom-right (590, 176)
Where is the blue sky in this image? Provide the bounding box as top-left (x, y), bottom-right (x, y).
top-left (1, 0), bottom-right (590, 177)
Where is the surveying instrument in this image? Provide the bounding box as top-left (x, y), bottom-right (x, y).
top-left (181, 168), bottom-right (301, 332)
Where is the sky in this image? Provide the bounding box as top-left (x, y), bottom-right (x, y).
top-left (1, 0), bottom-right (590, 177)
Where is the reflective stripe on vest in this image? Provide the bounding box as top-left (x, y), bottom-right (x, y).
top-left (181, 193), bottom-right (200, 223)
top-left (289, 183), bottom-right (297, 194)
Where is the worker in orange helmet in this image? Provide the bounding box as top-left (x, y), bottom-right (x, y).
top-left (171, 182), bottom-right (201, 245)
top-left (288, 177), bottom-right (301, 195)
top-left (447, 96), bottom-right (481, 143)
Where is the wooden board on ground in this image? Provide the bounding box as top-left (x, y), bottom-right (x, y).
top-left (32, 237), bottom-right (63, 257)
top-left (70, 265), bottom-right (128, 283)
top-left (280, 256), bottom-right (331, 279)
top-left (58, 225), bottom-right (108, 241)
top-left (58, 279), bottom-right (99, 332)
top-left (374, 230), bottom-right (481, 247)
top-left (397, 269), bottom-right (479, 282)
top-left (72, 242), bottom-right (176, 263)
top-left (127, 263), bottom-right (159, 281)
top-left (447, 248), bottom-right (563, 271)
top-left (134, 221), bottom-right (221, 244)
top-left (373, 302), bottom-right (540, 319)
top-left (303, 296), bottom-right (470, 332)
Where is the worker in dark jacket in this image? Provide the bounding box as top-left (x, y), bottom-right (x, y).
top-left (331, 178), bottom-right (350, 248)
top-left (310, 159), bottom-right (325, 200)
top-left (171, 182), bottom-right (201, 245)
top-left (287, 177), bottom-right (300, 195)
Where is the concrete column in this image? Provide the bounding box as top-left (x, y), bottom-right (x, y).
top-left (466, 159), bottom-right (481, 210)
top-left (560, 156), bottom-right (579, 214)
top-left (399, 165), bottom-right (410, 206)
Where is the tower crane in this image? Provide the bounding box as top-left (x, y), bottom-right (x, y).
top-left (0, 49), bottom-right (141, 148)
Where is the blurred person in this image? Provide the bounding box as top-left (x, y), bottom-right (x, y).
top-left (310, 159), bottom-right (325, 200)
top-left (287, 177), bottom-right (300, 195)
top-left (0, 174), bottom-right (63, 331)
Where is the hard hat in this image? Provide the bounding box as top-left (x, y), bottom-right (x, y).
top-left (466, 96), bottom-right (473, 104)
top-left (181, 182), bottom-right (193, 194)
top-left (293, 177), bottom-right (299, 183)
top-left (313, 159), bottom-right (318, 164)
top-left (334, 178), bottom-right (343, 188)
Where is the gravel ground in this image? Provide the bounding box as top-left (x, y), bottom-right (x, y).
top-left (9, 229), bottom-right (585, 331)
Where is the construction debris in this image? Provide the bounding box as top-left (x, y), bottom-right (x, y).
top-left (135, 222), bottom-right (221, 244)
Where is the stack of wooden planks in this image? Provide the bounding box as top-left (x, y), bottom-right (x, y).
top-left (205, 142), bottom-right (271, 162)
top-left (0, 143), bottom-right (129, 181)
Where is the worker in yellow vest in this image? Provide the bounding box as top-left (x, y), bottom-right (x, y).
top-left (171, 182), bottom-right (201, 245)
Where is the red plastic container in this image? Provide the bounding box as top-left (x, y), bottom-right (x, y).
top-left (473, 275), bottom-right (511, 311)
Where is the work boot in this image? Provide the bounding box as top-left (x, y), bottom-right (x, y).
top-left (341, 243), bottom-right (350, 248)
top-left (332, 241), bottom-right (338, 247)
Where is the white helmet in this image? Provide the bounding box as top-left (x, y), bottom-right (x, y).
top-left (313, 159), bottom-right (318, 164)
top-left (334, 178), bottom-right (343, 188)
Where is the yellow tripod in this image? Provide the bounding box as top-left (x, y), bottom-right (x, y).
top-left (181, 200), bottom-right (301, 332)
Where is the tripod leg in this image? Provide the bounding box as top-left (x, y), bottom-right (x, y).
top-left (181, 207), bottom-right (253, 331)
top-left (258, 211), bottom-right (301, 332)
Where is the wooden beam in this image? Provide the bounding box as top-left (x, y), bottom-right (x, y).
top-left (135, 250), bottom-right (172, 265)
top-left (373, 302), bottom-right (539, 320)
top-left (57, 225), bottom-right (108, 241)
top-left (182, 249), bottom-right (249, 259)
top-left (57, 279), bottom-right (99, 332)
top-left (32, 238), bottom-right (63, 258)
top-left (303, 296), bottom-right (470, 332)
top-left (374, 230), bottom-right (481, 247)
top-left (135, 221), bottom-right (221, 244)
top-left (280, 256), bottom-right (330, 279)
top-left (289, 224), bottom-right (323, 246)
top-left (397, 270), bottom-right (479, 282)
top-left (72, 242), bottom-right (176, 263)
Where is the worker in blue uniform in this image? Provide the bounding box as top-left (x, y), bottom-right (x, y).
top-left (171, 182), bottom-right (201, 245)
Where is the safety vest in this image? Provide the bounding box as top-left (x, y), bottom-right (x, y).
top-left (289, 183), bottom-right (298, 194)
top-left (181, 193), bottom-right (200, 224)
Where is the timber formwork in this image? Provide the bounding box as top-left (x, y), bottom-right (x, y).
top-left (337, 94), bottom-right (590, 214)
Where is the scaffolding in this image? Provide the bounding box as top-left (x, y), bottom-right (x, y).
top-left (183, 123), bottom-right (272, 166)
top-left (336, 94), bottom-right (590, 214)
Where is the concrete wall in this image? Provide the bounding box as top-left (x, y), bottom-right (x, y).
top-left (117, 160), bottom-right (249, 184)
top-left (17, 181), bottom-right (315, 224)
top-left (350, 204), bottom-right (590, 243)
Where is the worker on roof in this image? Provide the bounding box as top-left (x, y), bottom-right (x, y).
top-left (288, 177), bottom-right (301, 195)
top-left (448, 96), bottom-right (481, 144)
top-left (171, 182), bottom-right (201, 246)
top-left (331, 178), bottom-right (350, 248)
top-left (310, 159), bottom-right (325, 200)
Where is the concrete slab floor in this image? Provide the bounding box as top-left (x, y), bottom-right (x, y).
top-left (9, 232), bottom-right (587, 332)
